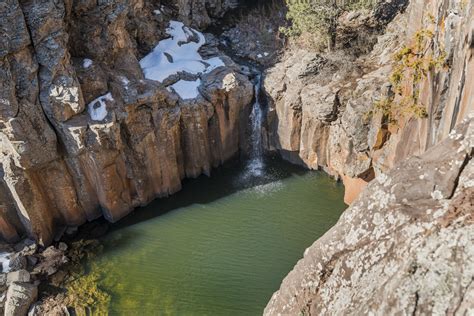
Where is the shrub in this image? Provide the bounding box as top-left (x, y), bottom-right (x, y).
top-left (373, 26), bottom-right (447, 124)
top-left (281, 0), bottom-right (377, 50)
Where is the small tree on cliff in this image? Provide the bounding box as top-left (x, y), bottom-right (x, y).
top-left (281, 0), bottom-right (377, 50)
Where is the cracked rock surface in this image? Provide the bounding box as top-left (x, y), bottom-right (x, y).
top-left (264, 114), bottom-right (474, 316)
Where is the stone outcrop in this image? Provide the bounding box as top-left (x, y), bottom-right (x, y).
top-left (177, 0), bottom-right (239, 29)
top-left (263, 0), bottom-right (474, 204)
top-left (264, 0), bottom-right (474, 313)
top-left (0, 0), bottom-right (253, 245)
top-left (265, 112), bottom-right (474, 316)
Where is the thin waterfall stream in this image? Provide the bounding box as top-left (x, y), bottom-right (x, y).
top-left (245, 73), bottom-right (265, 177)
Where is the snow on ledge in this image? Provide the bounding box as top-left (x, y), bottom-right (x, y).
top-left (83, 58), bottom-right (93, 68)
top-left (88, 92), bottom-right (113, 121)
top-left (169, 79), bottom-right (202, 100)
top-left (139, 20), bottom-right (224, 95)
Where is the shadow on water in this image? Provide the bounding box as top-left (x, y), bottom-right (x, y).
top-left (109, 155), bottom-right (310, 233)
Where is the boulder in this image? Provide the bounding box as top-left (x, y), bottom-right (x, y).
top-left (33, 247), bottom-right (68, 276)
top-left (4, 282), bottom-right (38, 316)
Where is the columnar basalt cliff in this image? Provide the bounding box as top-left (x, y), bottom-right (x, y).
top-left (0, 0), bottom-right (253, 245)
top-left (263, 0), bottom-right (474, 204)
top-left (0, 0), bottom-right (473, 314)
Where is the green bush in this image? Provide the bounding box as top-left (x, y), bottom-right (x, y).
top-left (281, 0), bottom-right (377, 50)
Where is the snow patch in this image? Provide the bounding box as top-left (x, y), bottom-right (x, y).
top-left (153, 9), bottom-right (161, 15)
top-left (87, 93), bottom-right (113, 121)
top-left (0, 252), bottom-right (11, 273)
top-left (169, 79), bottom-right (201, 100)
top-left (83, 58), bottom-right (93, 68)
top-left (139, 21), bottom-right (224, 84)
top-left (120, 76), bottom-right (130, 87)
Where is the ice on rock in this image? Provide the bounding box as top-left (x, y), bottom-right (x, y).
top-left (83, 58), bottom-right (93, 68)
top-left (88, 92), bottom-right (113, 121)
top-left (169, 79), bottom-right (202, 100)
top-left (139, 20), bottom-right (225, 97)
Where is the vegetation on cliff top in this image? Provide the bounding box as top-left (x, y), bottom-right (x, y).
top-left (281, 0), bottom-right (377, 50)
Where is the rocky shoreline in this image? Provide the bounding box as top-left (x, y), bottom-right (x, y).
top-left (1, 239), bottom-right (67, 315)
top-left (0, 233), bottom-right (112, 315)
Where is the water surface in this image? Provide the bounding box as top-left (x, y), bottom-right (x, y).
top-left (88, 158), bottom-right (346, 315)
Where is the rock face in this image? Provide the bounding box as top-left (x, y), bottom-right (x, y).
top-left (0, 0), bottom-right (253, 245)
top-left (264, 113), bottom-right (474, 315)
top-left (264, 0), bottom-right (474, 313)
top-left (263, 0), bottom-right (474, 204)
top-left (262, 0), bottom-right (474, 313)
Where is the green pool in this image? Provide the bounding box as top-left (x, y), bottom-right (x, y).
top-left (86, 158), bottom-right (346, 315)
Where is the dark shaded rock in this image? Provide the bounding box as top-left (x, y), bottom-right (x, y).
top-left (8, 255), bottom-right (27, 271)
top-left (374, 0), bottom-right (409, 24)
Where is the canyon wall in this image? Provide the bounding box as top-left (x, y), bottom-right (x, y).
top-left (0, 0), bottom-right (253, 245)
top-left (263, 0), bottom-right (474, 204)
top-left (265, 111), bottom-right (474, 315)
top-left (265, 0), bottom-right (474, 313)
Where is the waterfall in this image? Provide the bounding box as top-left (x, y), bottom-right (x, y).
top-left (245, 74), bottom-right (264, 177)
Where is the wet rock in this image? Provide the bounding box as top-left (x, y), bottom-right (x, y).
top-left (4, 282), bottom-right (38, 316)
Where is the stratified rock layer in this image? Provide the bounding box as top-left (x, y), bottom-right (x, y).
top-left (264, 0), bottom-right (474, 204)
top-left (0, 0), bottom-right (253, 245)
top-left (265, 113), bottom-right (474, 316)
